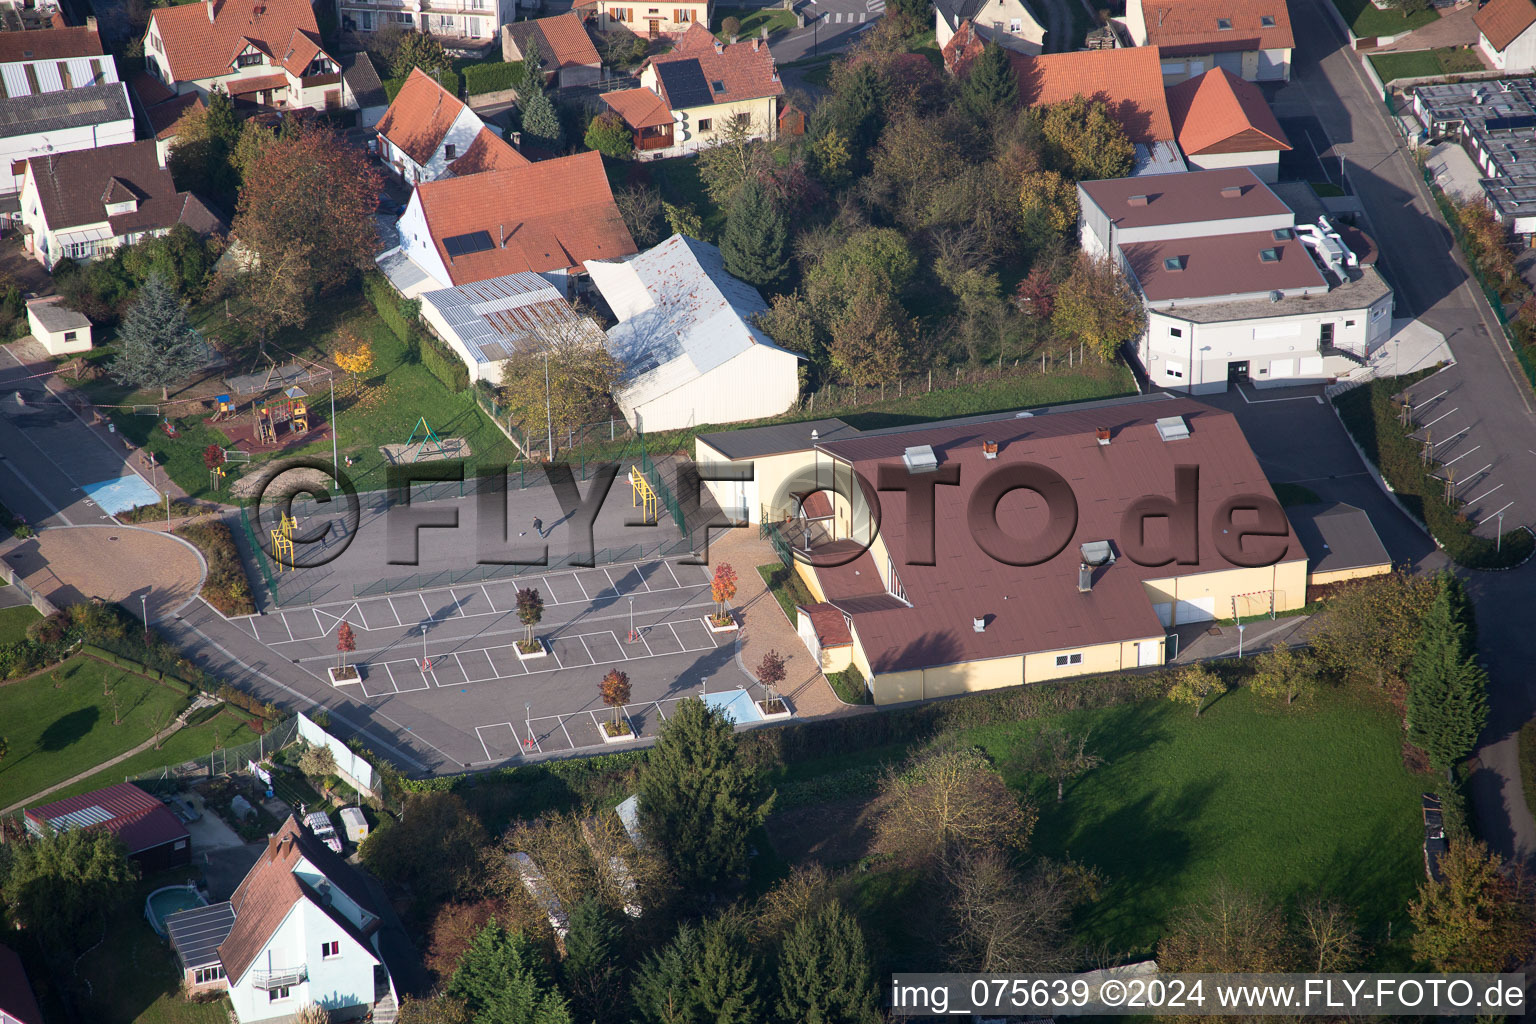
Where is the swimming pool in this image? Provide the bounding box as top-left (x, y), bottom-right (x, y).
top-left (145, 884), bottom-right (207, 938)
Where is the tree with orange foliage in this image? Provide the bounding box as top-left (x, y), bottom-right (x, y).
top-left (599, 669), bottom-right (631, 732)
top-left (710, 562), bottom-right (738, 626)
top-left (333, 332), bottom-right (374, 382)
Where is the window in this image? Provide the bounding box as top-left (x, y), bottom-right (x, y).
top-left (269, 986), bottom-right (292, 1003)
top-left (360, 10), bottom-right (373, 28)
top-left (1345, 319), bottom-right (1356, 327)
top-left (1166, 360), bottom-right (1185, 379)
top-left (1009, 17), bottom-right (1021, 31)
top-left (1169, 326), bottom-right (1183, 338)
top-left (1371, 305), bottom-right (1387, 321)
top-left (697, 117), bottom-right (712, 131)
top-left (469, 18), bottom-right (482, 36)
top-left (1163, 256), bottom-right (1184, 271)
top-left (886, 557), bottom-right (908, 604)
top-left (675, 8), bottom-right (692, 20)
top-left (322, 940), bottom-right (341, 958)
top-left (733, 112), bottom-right (750, 127)
top-left (1259, 247), bottom-right (1280, 262)
top-left (992, 19), bottom-right (1002, 30)
top-left (1261, 14), bottom-right (1275, 26)
top-left (194, 966), bottom-right (225, 985)
top-left (236, 51), bottom-right (262, 67)
top-left (63, 331), bottom-right (77, 341)
top-left (444, 143), bottom-right (457, 159)
top-left (1271, 227), bottom-right (1293, 241)
top-left (1054, 653), bottom-right (1083, 667)
top-left (711, 79), bottom-right (725, 93)
top-left (1216, 17), bottom-right (1231, 28)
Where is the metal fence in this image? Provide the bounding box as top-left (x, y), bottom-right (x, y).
top-left (125, 716), bottom-right (301, 791)
top-left (351, 536), bottom-right (694, 597)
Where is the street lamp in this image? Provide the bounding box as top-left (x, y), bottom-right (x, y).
top-left (1237, 622), bottom-right (1246, 658)
top-left (525, 703), bottom-right (532, 751)
top-left (140, 592), bottom-right (149, 643)
top-left (627, 595), bottom-right (638, 643)
top-left (1497, 511), bottom-right (1505, 554)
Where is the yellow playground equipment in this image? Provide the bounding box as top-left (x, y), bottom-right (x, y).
top-left (255, 386), bottom-right (310, 446)
top-left (210, 464), bottom-right (226, 491)
top-left (269, 512), bottom-right (297, 571)
top-left (629, 466), bottom-right (658, 524)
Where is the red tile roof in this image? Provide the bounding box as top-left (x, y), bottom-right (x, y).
top-left (149, 0), bottom-right (321, 85)
top-left (146, 91), bottom-right (205, 140)
top-left (416, 150), bottom-right (637, 284)
top-left (0, 945), bottom-right (42, 1024)
top-left (277, 27), bottom-right (323, 77)
top-left (376, 67), bottom-right (465, 167)
top-left (1142, 0), bottom-right (1294, 55)
top-left (25, 782), bottom-right (188, 856)
top-left (1165, 67), bottom-right (1290, 155)
top-left (601, 86), bottom-right (673, 129)
top-left (225, 71), bottom-right (287, 95)
top-left (941, 18), bottom-right (986, 76)
top-left (647, 25), bottom-right (784, 107)
top-left (447, 127), bottom-right (530, 175)
top-left (0, 24), bottom-right (104, 62)
top-left (1120, 232), bottom-right (1324, 301)
top-left (1009, 46), bottom-right (1174, 143)
top-left (129, 68), bottom-right (175, 105)
top-left (1475, 0), bottom-right (1536, 51)
top-left (505, 12), bottom-right (601, 72)
top-left (811, 399), bottom-right (1303, 674)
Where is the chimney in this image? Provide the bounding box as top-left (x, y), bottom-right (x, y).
top-left (85, 14), bottom-right (97, 29)
top-left (1220, 184), bottom-right (1243, 199)
top-left (510, 130), bottom-right (522, 150)
top-left (206, 0), bottom-right (214, 23)
top-left (499, 224), bottom-right (505, 247)
top-left (972, 616), bottom-right (986, 633)
top-left (981, 439), bottom-right (998, 459)
top-left (753, 37), bottom-right (760, 51)
top-left (1095, 426), bottom-right (1111, 446)
top-left (713, 38), bottom-right (724, 53)
top-left (1127, 194), bottom-right (1150, 207)
top-left (1078, 563), bottom-right (1092, 593)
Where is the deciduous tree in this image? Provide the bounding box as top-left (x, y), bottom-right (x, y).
top-left (0, 827), bottom-right (138, 953)
top-left (1159, 880), bottom-right (1298, 972)
top-left (1012, 266), bottom-right (1056, 319)
top-left (1409, 839), bottom-right (1535, 972)
top-left (697, 115), bottom-right (763, 206)
top-left (710, 563), bottom-right (738, 621)
top-left (1297, 895), bottom-right (1363, 972)
top-left (1310, 570), bottom-right (1438, 695)
top-left (585, 111), bottom-right (634, 159)
top-left (775, 900), bottom-right (881, 1024)
top-left (944, 849), bottom-right (1085, 973)
top-left (516, 588), bottom-right (544, 647)
top-left (334, 333), bottom-right (374, 380)
top-left (755, 649), bottom-right (786, 701)
top-left (361, 792), bottom-right (488, 908)
top-left (827, 276), bottom-right (910, 386)
top-left (721, 179), bottom-right (790, 289)
top-left (663, 200), bottom-right (706, 240)
top-left (299, 743), bottom-right (337, 780)
top-left (1051, 252), bottom-right (1146, 361)
top-left (1018, 169), bottom-right (1078, 249)
top-left (1029, 726), bottom-right (1103, 803)
top-left (873, 744), bottom-right (1035, 866)
top-left (109, 271), bottom-right (206, 399)
top-left (615, 185), bottom-right (666, 247)
top-left (1249, 641), bottom-right (1317, 706)
top-left (1167, 664), bottom-right (1224, 718)
top-left (496, 321), bottom-right (622, 454)
top-left (599, 668), bottom-right (631, 728)
top-left (637, 697), bottom-right (774, 888)
top-left (1035, 95), bottom-right (1134, 181)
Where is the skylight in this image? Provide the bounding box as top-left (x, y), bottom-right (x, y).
top-left (712, 80), bottom-right (725, 92)
top-left (1272, 227), bottom-right (1294, 241)
top-left (1163, 256), bottom-right (1185, 271)
top-left (1259, 247), bottom-right (1281, 262)
top-left (1217, 17), bottom-right (1232, 28)
top-left (1261, 14), bottom-right (1275, 26)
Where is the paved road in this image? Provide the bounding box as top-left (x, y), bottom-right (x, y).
top-left (768, 0), bottom-right (884, 64)
top-left (1280, 0), bottom-right (1536, 867)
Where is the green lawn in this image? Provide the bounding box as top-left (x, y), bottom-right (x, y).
top-left (46, 709), bottom-right (262, 804)
top-left (647, 157), bottom-right (729, 240)
top-left (1334, 0), bottom-right (1438, 38)
top-left (0, 604), bottom-right (40, 645)
top-left (714, 4), bottom-right (796, 40)
top-left (1369, 46), bottom-right (1482, 84)
top-left (0, 656), bottom-right (191, 810)
top-left (834, 362), bottom-right (1135, 431)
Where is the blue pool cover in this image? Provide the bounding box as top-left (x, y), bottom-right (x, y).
top-left (83, 475), bottom-right (161, 515)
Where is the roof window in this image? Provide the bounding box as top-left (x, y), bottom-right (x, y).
top-left (1261, 14), bottom-right (1275, 26)
top-left (1163, 255), bottom-right (1185, 271)
top-left (712, 80), bottom-right (725, 92)
top-left (1259, 247), bottom-right (1281, 262)
top-left (1217, 17), bottom-right (1232, 28)
top-left (1272, 227), bottom-right (1293, 240)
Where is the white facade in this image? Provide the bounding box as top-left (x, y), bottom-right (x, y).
top-left (379, 103), bottom-right (485, 184)
top-left (1182, 147), bottom-right (1282, 181)
top-left (0, 99), bottom-right (134, 195)
top-left (1479, 22), bottom-right (1536, 71)
top-left (393, 192), bottom-right (452, 290)
top-left (340, 0), bottom-right (515, 44)
top-left (19, 168), bottom-right (173, 270)
top-left (934, 0), bottom-right (1046, 55)
top-left (26, 299), bottom-right (92, 355)
top-left (228, 897), bottom-right (378, 1024)
top-left (621, 340), bottom-right (802, 432)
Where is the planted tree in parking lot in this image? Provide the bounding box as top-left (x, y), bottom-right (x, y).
top-left (755, 649), bottom-right (786, 702)
top-left (516, 588), bottom-right (543, 651)
top-left (336, 620), bottom-right (357, 670)
top-left (600, 669), bottom-right (631, 729)
top-left (710, 563), bottom-right (738, 624)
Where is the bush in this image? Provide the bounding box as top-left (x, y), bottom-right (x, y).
top-left (825, 666), bottom-right (871, 705)
top-left (363, 270), bottom-right (420, 344)
top-left (1334, 378), bottom-right (1533, 568)
top-left (217, 682), bottom-right (282, 720)
top-left (175, 520), bottom-right (257, 616)
top-left (585, 111), bottom-right (634, 159)
top-left (464, 61), bottom-right (524, 95)
top-left (722, 14), bottom-right (741, 35)
top-left (419, 332), bottom-right (470, 393)
top-left (119, 497), bottom-right (201, 524)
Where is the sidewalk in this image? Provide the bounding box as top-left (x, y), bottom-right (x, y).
top-left (1, 719), bottom-right (187, 814)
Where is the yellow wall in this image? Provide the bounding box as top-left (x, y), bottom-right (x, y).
top-left (676, 96), bottom-right (779, 147)
top-left (865, 637), bottom-right (1162, 704)
top-left (1143, 559), bottom-right (1308, 624)
top-left (1310, 563), bottom-right (1390, 587)
top-left (819, 644), bottom-right (853, 674)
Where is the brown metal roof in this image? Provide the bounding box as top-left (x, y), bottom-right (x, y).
top-left (798, 602), bottom-right (853, 647)
top-left (810, 399), bottom-right (1304, 674)
top-left (1120, 232), bottom-right (1325, 302)
top-left (0, 945), bottom-right (42, 1024)
top-left (1079, 167), bottom-right (1288, 229)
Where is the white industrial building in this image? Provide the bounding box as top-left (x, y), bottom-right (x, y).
top-left (1080, 168), bottom-right (1394, 393)
top-left (585, 234), bottom-right (803, 433)
top-left (417, 271), bottom-right (606, 384)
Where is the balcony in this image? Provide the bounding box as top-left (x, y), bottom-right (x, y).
top-left (250, 965), bottom-right (308, 990)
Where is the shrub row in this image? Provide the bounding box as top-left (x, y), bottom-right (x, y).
top-left (175, 520), bottom-right (257, 616)
top-left (419, 332), bottom-right (470, 393)
top-left (383, 68), bottom-right (460, 102)
top-left (1334, 378), bottom-right (1533, 569)
top-left (217, 682), bottom-right (282, 721)
top-left (363, 270), bottom-right (420, 345)
top-left (464, 60), bottom-right (523, 95)
top-left (119, 497), bottom-right (202, 524)
top-left (825, 667), bottom-right (871, 705)
top-left (79, 643), bottom-right (195, 694)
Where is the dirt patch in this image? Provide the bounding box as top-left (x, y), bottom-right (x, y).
top-left (229, 465), bottom-right (336, 500)
top-left (765, 795), bottom-right (880, 867)
top-left (380, 437), bottom-right (472, 464)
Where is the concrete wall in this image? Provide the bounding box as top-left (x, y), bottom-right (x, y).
top-left (1310, 562), bottom-right (1390, 587)
top-left (1184, 148), bottom-right (1282, 182)
top-left (1143, 560), bottom-right (1308, 626)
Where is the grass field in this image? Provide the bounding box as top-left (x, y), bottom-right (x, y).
top-left (714, 4), bottom-right (796, 40)
top-left (0, 656), bottom-right (190, 810)
top-left (1334, 0), bottom-right (1438, 38)
top-left (1369, 46), bottom-right (1482, 84)
top-left (0, 604), bottom-right (40, 645)
top-left (47, 709), bottom-right (262, 804)
top-left (768, 686), bottom-right (1426, 965)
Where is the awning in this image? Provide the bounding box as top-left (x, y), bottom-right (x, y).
top-left (226, 74), bottom-right (289, 96)
top-left (54, 225), bottom-right (114, 245)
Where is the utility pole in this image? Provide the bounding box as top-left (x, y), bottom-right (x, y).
top-left (330, 378), bottom-right (339, 478)
top-left (544, 350), bottom-right (554, 460)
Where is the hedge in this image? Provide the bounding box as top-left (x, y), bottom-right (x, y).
top-left (1333, 378), bottom-right (1533, 569)
top-left (175, 520), bottom-right (257, 616)
top-left (383, 68), bottom-right (460, 102)
top-left (420, 332), bottom-right (470, 393)
top-left (185, 701), bottom-right (228, 727)
top-left (363, 270), bottom-right (419, 345)
top-left (464, 61), bottom-right (524, 96)
top-left (78, 643), bottom-right (195, 693)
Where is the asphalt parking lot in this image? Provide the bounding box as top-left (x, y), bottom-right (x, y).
top-left (1399, 373), bottom-right (1519, 535)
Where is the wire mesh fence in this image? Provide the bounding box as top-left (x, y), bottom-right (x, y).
top-left (124, 716), bottom-right (301, 792)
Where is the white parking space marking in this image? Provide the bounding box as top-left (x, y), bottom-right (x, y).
top-left (485, 645), bottom-right (526, 677)
top-left (358, 598), bottom-right (399, 631)
top-left (458, 649), bottom-right (497, 682)
top-left (284, 610), bottom-right (326, 641)
top-left (476, 722), bottom-right (525, 762)
top-left (386, 596), bottom-right (415, 627)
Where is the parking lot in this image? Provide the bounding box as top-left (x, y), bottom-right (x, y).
top-left (1400, 374), bottom-right (1517, 535)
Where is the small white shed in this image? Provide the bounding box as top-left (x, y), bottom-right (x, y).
top-left (340, 806), bottom-right (369, 844)
top-left (26, 298), bottom-right (91, 356)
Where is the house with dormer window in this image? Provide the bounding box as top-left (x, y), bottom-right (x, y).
top-left (143, 0), bottom-right (352, 113)
top-left (163, 815), bottom-right (409, 1024)
top-left (1122, 0), bottom-right (1293, 82)
top-left (19, 140), bottom-right (223, 269)
top-left (374, 68), bottom-right (526, 185)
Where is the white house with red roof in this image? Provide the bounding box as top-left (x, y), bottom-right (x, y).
top-left (1165, 67), bottom-right (1290, 181)
top-left (144, 0), bottom-right (350, 113)
top-left (374, 68), bottom-right (525, 185)
top-left (1122, 0), bottom-right (1293, 82)
top-left (1475, 0), bottom-right (1536, 72)
top-left (501, 12), bottom-right (602, 88)
top-left (340, 0), bottom-right (516, 50)
top-left (598, 24), bottom-right (782, 159)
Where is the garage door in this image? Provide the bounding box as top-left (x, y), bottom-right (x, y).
top-left (1215, 51), bottom-right (1243, 74)
top-left (1153, 598), bottom-right (1217, 627)
top-left (1257, 49), bottom-right (1287, 80)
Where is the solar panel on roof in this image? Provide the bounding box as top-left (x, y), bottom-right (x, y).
top-left (443, 230), bottom-right (495, 259)
top-left (1486, 115), bottom-right (1536, 132)
top-left (165, 901), bottom-right (235, 969)
top-left (657, 59), bottom-right (712, 110)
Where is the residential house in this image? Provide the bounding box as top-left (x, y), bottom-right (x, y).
top-left (1123, 0), bottom-right (1293, 82)
top-left (340, 51), bottom-right (388, 127)
top-left (1165, 67), bottom-right (1290, 181)
top-left (382, 149), bottom-right (637, 293)
top-left (0, 945), bottom-right (43, 1024)
top-left (502, 12), bottom-right (602, 88)
top-left (1009, 46), bottom-right (1187, 174)
top-left (694, 397), bottom-right (1307, 703)
top-left (130, 70), bottom-right (205, 164)
top-left (375, 67), bottom-right (525, 184)
top-left (1078, 168), bottom-right (1394, 392)
top-left (599, 23), bottom-right (782, 159)
top-left (934, 0), bottom-right (1046, 56)
top-left (0, 23), bottom-right (132, 196)
top-left (162, 815), bottom-right (408, 1023)
top-left (339, 0), bottom-right (515, 50)
top-left (144, 0), bottom-right (349, 113)
top-left (24, 782), bottom-right (190, 871)
top-left (20, 139), bottom-right (224, 269)
top-left (417, 271), bottom-right (607, 383)
top-left (585, 233), bottom-right (804, 432)
top-left (26, 296), bottom-right (91, 354)
top-left (579, 0), bottom-right (709, 40)
top-left (1475, 0), bottom-right (1536, 73)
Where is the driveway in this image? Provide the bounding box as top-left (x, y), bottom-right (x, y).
top-left (1274, 1), bottom-right (1536, 869)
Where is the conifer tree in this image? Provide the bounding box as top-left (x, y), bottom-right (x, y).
top-left (448, 918), bottom-right (572, 1024)
top-left (720, 179), bottom-right (790, 288)
top-left (960, 43), bottom-right (1019, 124)
top-left (1406, 573), bottom-right (1488, 776)
top-left (775, 901), bottom-right (881, 1024)
top-left (109, 272), bottom-right (205, 399)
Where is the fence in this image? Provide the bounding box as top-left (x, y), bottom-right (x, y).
top-left (351, 536), bottom-right (694, 597)
top-left (126, 716), bottom-right (301, 791)
top-left (296, 712), bottom-right (375, 796)
top-left (0, 559), bottom-right (59, 617)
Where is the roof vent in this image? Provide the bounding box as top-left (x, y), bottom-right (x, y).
top-left (1155, 415), bottom-right (1191, 442)
top-left (1095, 426), bottom-right (1111, 445)
top-left (1272, 227), bottom-right (1293, 241)
top-left (981, 439), bottom-right (999, 459)
top-left (972, 616), bottom-right (986, 632)
top-left (1081, 540), bottom-right (1115, 566)
top-left (1220, 184), bottom-right (1243, 199)
top-left (1077, 563), bottom-right (1093, 593)
top-left (1270, 289), bottom-right (1284, 302)
top-left (902, 445), bottom-right (939, 473)
top-left (1127, 193), bottom-right (1151, 207)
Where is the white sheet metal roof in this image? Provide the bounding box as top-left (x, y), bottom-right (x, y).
top-left (420, 272), bottom-right (603, 364)
top-left (375, 246), bottom-right (435, 299)
top-left (584, 234), bottom-right (799, 407)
